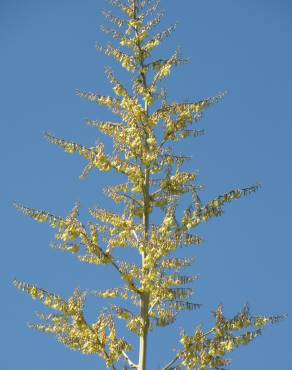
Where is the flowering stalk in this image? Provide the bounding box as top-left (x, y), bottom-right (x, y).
top-left (14, 1), bottom-right (283, 369)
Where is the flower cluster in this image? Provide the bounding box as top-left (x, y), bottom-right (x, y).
top-left (179, 304), bottom-right (283, 370)
top-left (97, 43), bottom-right (136, 71)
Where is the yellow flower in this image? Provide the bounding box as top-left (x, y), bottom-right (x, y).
top-left (30, 287), bottom-right (38, 299)
top-left (224, 340), bottom-right (234, 352)
top-left (128, 19), bottom-right (142, 29)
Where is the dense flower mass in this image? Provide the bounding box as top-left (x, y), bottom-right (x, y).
top-left (14, 1), bottom-right (282, 369)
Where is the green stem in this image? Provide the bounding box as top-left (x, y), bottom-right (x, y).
top-left (133, 2), bottom-right (151, 368)
top-left (138, 165), bottom-right (150, 370)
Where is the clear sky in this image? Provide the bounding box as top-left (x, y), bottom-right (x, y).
top-left (1, 0), bottom-right (291, 369)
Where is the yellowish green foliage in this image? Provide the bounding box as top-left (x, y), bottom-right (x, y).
top-left (14, 1), bottom-right (283, 369)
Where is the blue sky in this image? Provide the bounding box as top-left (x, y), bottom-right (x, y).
top-left (1, 0), bottom-right (291, 369)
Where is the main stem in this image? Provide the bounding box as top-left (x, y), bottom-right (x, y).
top-left (135, 3), bottom-right (151, 367)
top-left (138, 164), bottom-right (150, 370)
